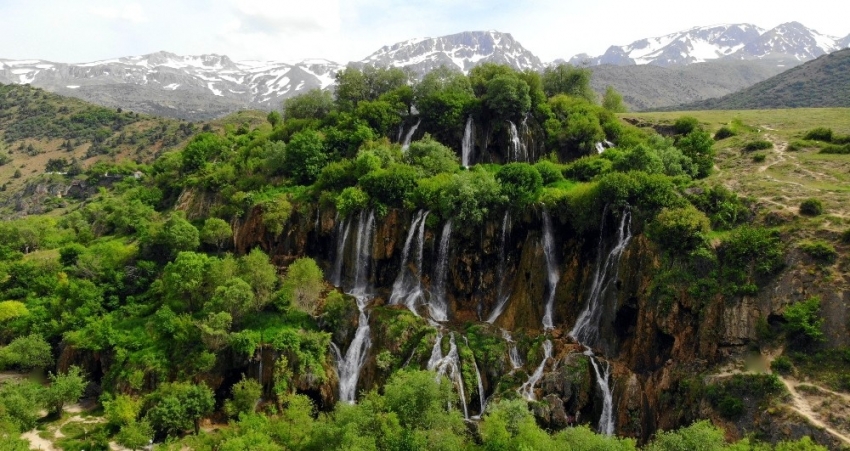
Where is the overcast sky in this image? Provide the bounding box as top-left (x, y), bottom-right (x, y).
top-left (1, 0), bottom-right (848, 64)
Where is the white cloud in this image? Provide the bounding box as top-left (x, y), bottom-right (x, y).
top-left (90, 2), bottom-right (147, 23)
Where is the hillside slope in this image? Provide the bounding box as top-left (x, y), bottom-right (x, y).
top-left (671, 48), bottom-right (850, 110)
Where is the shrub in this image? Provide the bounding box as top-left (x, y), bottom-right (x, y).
top-left (803, 127), bottom-right (833, 142)
top-left (496, 163), bottom-right (543, 209)
top-left (279, 258), bottom-right (325, 315)
top-left (798, 240), bottom-right (837, 264)
top-left (752, 153), bottom-right (766, 163)
top-left (677, 129), bottom-right (715, 178)
top-left (647, 205), bottom-right (710, 254)
top-left (743, 140), bottom-right (773, 152)
top-left (0, 333), bottom-right (54, 370)
top-left (720, 226), bottom-right (784, 276)
top-left (563, 156), bottom-right (611, 181)
top-left (798, 198), bottom-right (824, 216)
top-left (360, 164), bottom-right (419, 207)
top-left (403, 135), bottom-right (459, 176)
top-left (533, 160), bottom-right (565, 185)
top-left (335, 187), bottom-right (370, 217)
top-left (283, 129), bottom-right (327, 185)
top-left (224, 377), bottom-right (262, 418)
top-left (771, 356), bottom-right (793, 375)
top-left (819, 143), bottom-right (850, 154)
top-left (784, 297), bottom-right (824, 344)
top-left (673, 116), bottom-right (700, 135)
top-left (713, 126), bottom-right (736, 140)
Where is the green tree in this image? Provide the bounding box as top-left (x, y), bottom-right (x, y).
top-left (207, 277), bottom-right (255, 322)
top-left (200, 218), bottom-right (232, 252)
top-left (0, 301), bottom-right (29, 322)
top-left (496, 163), bottom-right (543, 209)
top-left (145, 382), bottom-right (215, 436)
top-left (677, 129), bottom-right (715, 178)
top-left (647, 206), bottom-right (710, 253)
top-left (103, 394), bottom-right (142, 428)
top-left (280, 258), bottom-right (325, 315)
top-left (115, 420), bottom-right (154, 450)
top-left (238, 248), bottom-right (279, 311)
top-left (283, 129), bottom-right (327, 185)
top-left (0, 380), bottom-right (45, 431)
top-left (542, 64), bottom-right (595, 102)
top-left (181, 133), bottom-right (228, 173)
top-left (404, 135), bottom-right (460, 176)
top-left (44, 366), bottom-right (87, 415)
top-left (483, 74), bottom-right (532, 123)
top-left (260, 194), bottom-right (293, 237)
top-left (480, 399), bottom-right (555, 450)
top-left (602, 85), bottom-right (627, 112)
top-left (283, 89), bottom-right (334, 120)
top-left (0, 333), bottom-right (53, 370)
top-left (162, 251), bottom-right (213, 313)
top-left (783, 297), bottom-right (825, 345)
top-left (224, 377), bottom-right (263, 419)
top-left (267, 110), bottom-right (282, 128)
top-left (414, 66), bottom-right (476, 144)
top-left (644, 420), bottom-right (726, 451)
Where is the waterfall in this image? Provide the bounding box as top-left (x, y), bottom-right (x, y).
top-left (462, 116), bottom-right (474, 167)
top-left (463, 336), bottom-right (487, 416)
top-left (331, 215), bottom-right (351, 287)
top-left (586, 350), bottom-right (615, 435)
top-left (502, 329), bottom-right (523, 370)
top-left (486, 211), bottom-right (512, 324)
top-left (569, 209), bottom-right (633, 347)
top-left (427, 332), bottom-right (469, 419)
top-left (519, 114), bottom-right (532, 161)
top-left (595, 142), bottom-right (605, 154)
top-left (518, 339), bottom-right (552, 401)
top-left (401, 119), bottom-right (421, 152)
top-left (568, 208), bottom-right (633, 435)
top-left (334, 211), bottom-right (376, 404)
top-left (429, 220), bottom-right (452, 322)
top-left (507, 121), bottom-right (525, 162)
top-left (541, 210), bottom-right (560, 331)
top-left (389, 210), bottom-right (429, 315)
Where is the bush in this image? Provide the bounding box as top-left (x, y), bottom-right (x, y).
top-left (673, 116), bottom-right (700, 135)
top-left (752, 153), bottom-right (766, 162)
top-left (404, 135), bottom-right (459, 176)
top-left (279, 258), bottom-right (325, 315)
top-left (803, 127), bottom-right (833, 142)
top-left (335, 187), bottom-right (370, 217)
top-left (283, 129), bottom-right (327, 185)
top-left (713, 126), bottom-right (736, 140)
top-left (647, 205), bottom-right (710, 254)
top-left (798, 240), bottom-right (837, 264)
top-left (0, 333), bottom-right (53, 370)
top-left (360, 164), bottom-right (419, 207)
top-left (677, 129), bottom-right (715, 178)
top-left (533, 160), bottom-right (565, 185)
top-left (743, 140), bottom-right (773, 152)
top-left (819, 143), bottom-right (850, 154)
top-left (563, 156), bottom-right (612, 181)
top-left (496, 163), bottom-right (543, 209)
top-left (784, 297), bottom-right (824, 344)
top-left (224, 377), bottom-right (262, 418)
top-left (798, 198), bottom-right (824, 216)
top-left (771, 356), bottom-right (793, 374)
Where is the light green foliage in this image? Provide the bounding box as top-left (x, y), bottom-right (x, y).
top-left (614, 144), bottom-right (665, 174)
top-left (382, 369), bottom-right (465, 434)
top-left (200, 218), bottom-right (232, 252)
top-left (198, 311), bottom-right (232, 351)
top-left (355, 99), bottom-right (404, 138)
top-left (238, 248), bottom-right (279, 310)
top-left (266, 111), bottom-right (282, 128)
top-left (103, 394), bottom-right (142, 428)
top-left (162, 251), bottom-right (213, 312)
top-left (644, 420), bottom-right (726, 451)
top-left (673, 116), bottom-right (701, 135)
top-left (484, 74), bottom-right (532, 122)
top-left (647, 206), bottom-right (710, 253)
top-left (260, 194), bottom-right (292, 237)
top-left (602, 85), bottom-right (627, 112)
top-left (283, 89), bottom-right (334, 120)
top-left (783, 297), bottom-right (825, 344)
top-left (555, 424), bottom-right (637, 450)
top-left (404, 134), bottom-right (460, 176)
top-left (798, 240), bottom-right (837, 264)
top-left (335, 187), bottom-right (370, 217)
top-left (436, 167), bottom-right (505, 226)
top-left (0, 380), bottom-right (45, 431)
top-left (677, 129), bottom-right (715, 178)
top-left (0, 301), bottom-right (29, 322)
top-left (0, 333), bottom-right (53, 370)
top-left (533, 160), bottom-right (566, 185)
top-left (334, 66), bottom-right (408, 111)
top-left (280, 258), bottom-right (325, 315)
top-left (480, 398), bottom-right (555, 450)
top-left (546, 95), bottom-right (606, 158)
top-left (207, 277), bottom-right (255, 322)
top-left (45, 365), bottom-right (87, 415)
top-left (224, 377), bottom-right (262, 419)
top-left (116, 420), bottom-right (154, 450)
top-left (144, 382), bottom-right (215, 436)
top-left (360, 164), bottom-right (419, 207)
top-left (414, 66), bottom-right (476, 143)
top-left (182, 133), bottom-right (228, 173)
top-left (542, 64), bottom-right (595, 102)
top-left (564, 155), bottom-right (613, 181)
top-left (283, 129), bottom-right (327, 185)
top-left (496, 163), bottom-right (543, 209)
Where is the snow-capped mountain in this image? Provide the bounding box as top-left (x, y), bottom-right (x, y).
top-left (570, 22), bottom-right (849, 67)
top-left (0, 52), bottom-right (342, 120)
top-left (360, 31), bottom-right (543, 74)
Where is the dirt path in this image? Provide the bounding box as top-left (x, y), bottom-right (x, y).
top-left (20, 404), bottom-right (106, 451)
top-left (758, 134), bottom-right (788, 173)
top-left (779, 378), bottom-right (850, 446)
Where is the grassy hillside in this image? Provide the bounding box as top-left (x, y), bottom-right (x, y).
top-left (590, 60), bottom-right (787, 111)
top-left (668, 49), bottom-right (850, 110)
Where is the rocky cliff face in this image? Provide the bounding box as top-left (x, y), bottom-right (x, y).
top-left (227, 201), bottom-right (848, 444)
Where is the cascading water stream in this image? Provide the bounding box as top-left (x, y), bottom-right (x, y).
top-left (568, 208), bottom-right (633, 434)
top-left (401, 119), bottom-right (421, 152)
top-left (502, 329), bottom-right (523, 370)
top-left (331, 215), bottom-right (351, 287)
top-left (463, 336), bottom-right (487, 416)
top-left (429, 220), bottom-right (452, 322)
top-left (519, 115), bottom-right (532, 161)
top-left (389, 210), bottom-right (429, 315)
top-left (486, 211), bottom-right (512, 324)
top-left (518, 340), bottom-right (552, 401)
top-left (333, 211), bottom-right (376, 404)
top-left (540, 210), bottom-right (560, 331)
top-left (427, 332), bottom-right (469, 419)
top-left (595, 142), bottom-right (606, 154)
top-left (461, 116), bottom-right (474, 167)
top-left (507, 121), bottom-right (525, 162)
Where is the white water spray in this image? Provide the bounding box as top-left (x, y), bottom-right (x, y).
top-left (462, 116), bottom-right (474, 167)
top-left (586, 350), bottom-right (615, 435)
top-left (518, 340), bottom-right (552, 401)
top-left (427, 332), bottom-right (469, 419)
top-left (508, 121), bottom-right (526, 162)
top-left (402, 120), bottom-right (421, 152)
top-left (502, 329), bottom-right (523, 370)
top-left (389, 210), bottom-right (429, 315)
top-left (486, 211), bottom-right (512, 324)
top-left (429, 220), bottom-right (452, 322)
top-left (540, 210), bottom-right (560, 331)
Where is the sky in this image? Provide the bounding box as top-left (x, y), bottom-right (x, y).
top-left (1, 0), bottom-right (848, 64)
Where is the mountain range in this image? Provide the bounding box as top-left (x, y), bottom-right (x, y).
top-left (569, 22), bottom-right (850, 67)
top-left (1, 24), bottom-right (848, 120)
